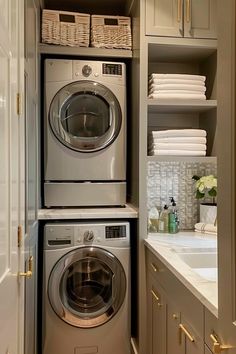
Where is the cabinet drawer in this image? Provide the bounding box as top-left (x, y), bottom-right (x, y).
top-left (146, 248), bottom-right (204, 339)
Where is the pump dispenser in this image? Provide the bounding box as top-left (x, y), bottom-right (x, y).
top-left (159, 205), bottom-right (169, 233)
top-left (168, 197), bottom-right (179, 234)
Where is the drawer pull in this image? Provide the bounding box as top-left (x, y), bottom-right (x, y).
top-left (151, 262), bottom-right (158, 272)
top-left (177, 0), bottom-right (182, 22)
top-left (179, 324), bottom-right (194, 343)
top-left (186, 0), bottom-right (191, 23)
top-left (210, 333), bottom-right (233, 353)
top-left (151, 289), bottom-right (159, 302)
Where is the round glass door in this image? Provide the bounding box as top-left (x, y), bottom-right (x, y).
top-left (49, 81), bottom-right (122, 153)
top-left (48, 247), bottom-right (126, 328)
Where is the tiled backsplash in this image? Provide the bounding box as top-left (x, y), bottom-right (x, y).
top-left (147, 160), bottom-right (217, 230)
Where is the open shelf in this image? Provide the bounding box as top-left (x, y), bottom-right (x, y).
top-left (39, 43), bottom-right (132, 58)
top-left (147, 156), bottom-right (217, 163)
top-left (147, 99), bottom-right (217, 113)
top-left (147, 36), bottom-right (217, 63)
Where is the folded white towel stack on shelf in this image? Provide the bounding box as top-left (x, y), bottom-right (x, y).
top-left (148, 73), bottom-right (207, 100)
top-left (149, 129), bottom-right (207, 156)
top-left (195, 222), bottom-right (217, 235)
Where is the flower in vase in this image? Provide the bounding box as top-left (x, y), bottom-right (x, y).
top-left (192, 174), bottom-right (217, 204)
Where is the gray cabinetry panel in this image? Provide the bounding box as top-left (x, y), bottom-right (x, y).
top-left (146, 0), bottom-right (183, 37)
top-left (184, 0), bottom-right (217, 39)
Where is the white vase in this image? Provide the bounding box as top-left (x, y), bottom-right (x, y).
top-left (200, 204), bottom-right (217, 224)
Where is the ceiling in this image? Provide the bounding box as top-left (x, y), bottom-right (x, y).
top-left (44, 0), bottom-right (128, 15)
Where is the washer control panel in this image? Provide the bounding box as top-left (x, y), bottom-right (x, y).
top-left (44, 222), bottom-right (130, 249)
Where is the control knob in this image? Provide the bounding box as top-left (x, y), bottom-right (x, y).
top-left (82, 65), bottom-right (92, 77)
top-left (84, 230), bottom-right (94, 242)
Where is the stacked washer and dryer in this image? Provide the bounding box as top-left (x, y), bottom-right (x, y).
top-left (42, 59), bottom-right (130, 354)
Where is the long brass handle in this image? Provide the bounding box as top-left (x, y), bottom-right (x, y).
top-left (151, 262), bottom-right (159, 272)
top-left (177, 0), bottom-right (182, 23)
top-left (186, 0), bottom-right (191, 23)
top-left (210, 333), bottom-right (233, 353)
top-left (151, 289), bottom-right (159, 302)
top-left (19, 256), bottom-right (33, 278)
top-left (179, 324), bottom-right (195, 343)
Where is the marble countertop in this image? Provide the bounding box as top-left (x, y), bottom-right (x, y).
top-left (38, 204), bottom-right (138, 220)
top-left (145, 231), bottom-right (218, 317)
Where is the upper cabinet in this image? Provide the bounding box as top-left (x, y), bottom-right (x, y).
top-left (146, 0), bottom-right (217, 39)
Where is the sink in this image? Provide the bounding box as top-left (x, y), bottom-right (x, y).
top-left (171, 247), bottom-right (217, 254)
top-left (177, 252), bottom-right (217, 269)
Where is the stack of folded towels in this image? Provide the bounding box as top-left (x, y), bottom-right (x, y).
top-left (149, 129), bottom-right (207, 156)
top-left (148, 73), bottom-right (206, 100)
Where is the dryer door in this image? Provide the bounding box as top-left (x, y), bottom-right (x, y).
top-left (48, 247), bottom-right (126, 328)
top-left (49, 80), bottom-right (122, 152)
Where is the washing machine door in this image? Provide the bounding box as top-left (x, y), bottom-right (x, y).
top-left (48, 247), bottom-right (126, 328)
top-left (49, 80), bottom-right (122, 153)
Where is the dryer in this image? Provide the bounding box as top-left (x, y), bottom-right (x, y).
top-left (44, 59), bottom-right (126, 207)
top-left (42, 222), bottom-right (130, 354)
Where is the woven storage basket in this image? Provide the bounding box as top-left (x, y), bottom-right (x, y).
top-left (42, 9), bottom-right (90, 47)
top-left (91, 15), bottom-right (132, 50)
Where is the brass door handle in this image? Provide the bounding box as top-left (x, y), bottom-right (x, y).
top-left (177, 0), bottom-right (182, 23)
top-left (186, 0), bottom-right (191, 23)
top-left (19, 256), bottom-right (33, 278)
top-left (210, 333), bottom-right (233, 353)
top-left (179, 324), bottom-right (195, 344)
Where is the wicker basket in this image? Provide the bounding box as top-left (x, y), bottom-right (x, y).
top-left (42, 9), bottom-right (90, 47)
top-left (91, 15), bottom-right (132, 50)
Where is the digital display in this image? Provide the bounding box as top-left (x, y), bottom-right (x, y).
top-left (105, 225), bottom-right (126, 239)
top-left (103, 63), bottom-right (122, 76)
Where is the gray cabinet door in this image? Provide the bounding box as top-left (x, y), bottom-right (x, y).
top-left (147, 274), bottom-right (167, 354)
top-left (146, 0), bottom-right (183, 37)
top-left (184, 0), bottom-right (217, 39)
top-left (166, 301), bottom-right (183, 354)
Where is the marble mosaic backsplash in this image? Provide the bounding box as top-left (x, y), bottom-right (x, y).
top-left (147, 160), bottom-right (217, 230)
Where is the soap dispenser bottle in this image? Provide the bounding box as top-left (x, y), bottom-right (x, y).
top-left (168, 197), bottom-right (179, 234)
top-left (159, 205), bottom-right (169, 233)
top-left (148, 207), bottom-right (159, 232)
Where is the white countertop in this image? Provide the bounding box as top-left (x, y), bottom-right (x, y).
top-left (38, 204), bottom-right (138, 220)
top-left (145, 231), bottom-right (218, 317)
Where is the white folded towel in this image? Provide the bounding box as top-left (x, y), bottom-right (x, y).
top-left (195, 222), bottom-right (217, 235)
top-left (149, 78), bottom-right (206, 86)
top-left (149, 84), bottom-right (206, 92)
top-left (149, 150), bottom-right (206, 156)
top-left (149, 93), bottom-right (206, 100)
top-left (150, 137), bottom-right (207, 144)
top-left (150, 73), bottom-right (206, 82)
top-left (149, 90), bottom-right (206, 95)
top-left (150, 143), bottom-right (207, 151)
top-left (151, 129), bottom-right (207, 138)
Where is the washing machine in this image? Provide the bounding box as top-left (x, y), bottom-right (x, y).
top-left (43, 222), bottom-right (130, 354)
top-left (44, 59), bottom-right (127, 207)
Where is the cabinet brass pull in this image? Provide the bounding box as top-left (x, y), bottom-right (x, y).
top-left (19, 256), bottom-right (33, 278)
top-left (151, 289), bottom-right (160, 302)
top-left (179, 324), bottom-right (195, 343)
top-left (210, 333), bottom-right (233, 353)
top-left (151, 262), bottom-right (158, 272)
top-left (186, 0), bottom-right (191, 23)
top-left (177, 0), bottom-right (182, 22)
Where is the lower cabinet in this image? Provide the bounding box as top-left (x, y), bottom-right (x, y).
top-left (146, 248), bottom-right (205, 354)
top-left (204, 345), bottom-right (213, 354)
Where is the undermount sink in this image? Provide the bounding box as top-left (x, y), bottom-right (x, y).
top-left (171, 247), bottom-right (217, 254)
top-left (177, 252), bottom-right (217, 269)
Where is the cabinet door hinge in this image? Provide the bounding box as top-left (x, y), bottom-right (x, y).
top-left (16, 93), bottom-right (21, 115)
top-left (18, 225), bottom-right (22, 247)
